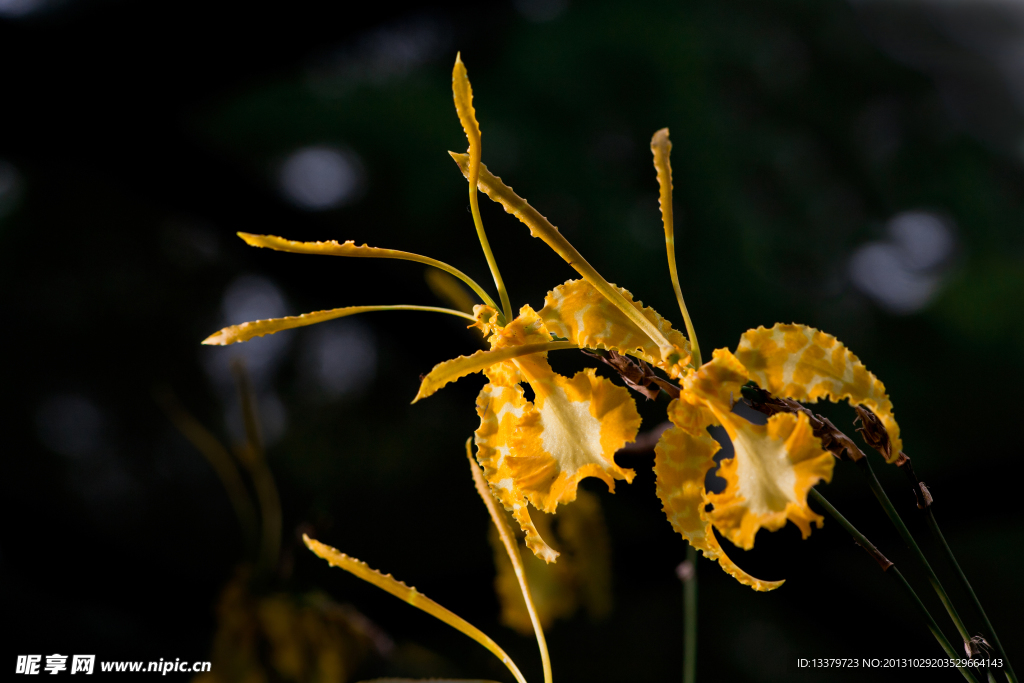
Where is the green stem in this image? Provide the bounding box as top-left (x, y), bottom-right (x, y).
top-left (683, 544), bottom-right (697, 683)
top-left (809, 489), bottom-right (980, 683)
top-left (857, 456), bottom-right (972, 649)
top-left (924, 509), bottom-right (1017, 683)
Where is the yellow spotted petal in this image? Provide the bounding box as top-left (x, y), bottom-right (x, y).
top-left (511, 368), bottom-right (641, 513)
top-left (414, 341), bottom-right (576, 402)
top-left (706, 411), bottom-right (834, 550)
top-left (203, 305), bottom-right (474, 346)
top-left (538, 279), bottom-right (691, 378)
top-left (474, 382), bottom-right (560, 563)
top-left (653, 399), bottom-right (784, 592)
top-left (734, 323), bottom-right (902, 460)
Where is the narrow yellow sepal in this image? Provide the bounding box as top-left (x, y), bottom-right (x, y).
top-left (203, 306), bottom-right (375, 345)
top-left (468, 442), bottom-right (552, 683)
top-left (539, 279), bottom-right (691, 377)
top-left (734, 323), bottom-right (902, 460)
top-left (302, 534), bottom-right (527, 683)
top-left (414, 341), bottom-right (576, 403)
top-left (235, 232), bottom-right (499, 312)
top-left (203, 305), bottom-right (474, 346)
top-left (651, 128), bottom-right (702, 368)
top-left (452, 53), bottom-right (481, 162)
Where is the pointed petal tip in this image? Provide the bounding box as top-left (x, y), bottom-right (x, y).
top-left (201, 331), bottom-right (229, 346)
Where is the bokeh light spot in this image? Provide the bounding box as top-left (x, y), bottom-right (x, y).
top-left (277, 146), bottom-right (364, 211)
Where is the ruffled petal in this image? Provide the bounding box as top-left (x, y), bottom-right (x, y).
top-left (538, 279), bottom-right (691, 378)
top-left (511, 368), bottom-right (641, 513)
top-left (653, 399), bottom-right (784, 592)
top-left (734, 323), bottom-right (902, 460)
top-left (682, 349), bottom-right (834, 549)
top-left (706, 411), bottom-right (834, 550)
top-left (474, 382), bottom-right (559, 563)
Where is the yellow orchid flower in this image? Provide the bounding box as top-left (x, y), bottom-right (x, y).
top-left (653, 325), bottom-right (900, 590)
top-left (203, 53), bottom-right (904, 592)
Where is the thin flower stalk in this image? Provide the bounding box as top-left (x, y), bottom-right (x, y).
top-left (681, 545), bottom-right (697, 683)
top-left (855, 408), bottom-right (1016, 681)
top-left (856, 455), bottom-right (972, 649)
top-left (809, 489), bottom-right (980, 683)
top-left (923, 510), bottom-right (1017, 682)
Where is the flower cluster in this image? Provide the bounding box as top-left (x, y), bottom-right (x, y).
top-left (204, 54), bottom-right (903, 591)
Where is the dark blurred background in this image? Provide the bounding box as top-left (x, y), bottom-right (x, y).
top-left (3, 0), bottom-right (1023, 681)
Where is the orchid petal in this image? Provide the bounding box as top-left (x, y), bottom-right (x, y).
top-left (510, 367), bottom-right (641, 513)
top-left (651, 128), bottom-right (702, 368)
top-left (473, 362), bottom-right (641, 559)
top-left (474, 382), bottom-right (560, 563)
top-left (538, 279), bottom-right (691, 378)
top-left (653, 399), bottom-right (784, 592)
top-left (734, 323), bottom-right (902, 461)
top-left (706, 411), bottom-right (834, 550)
top-left (684, 349), bottom-right (834, 548)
